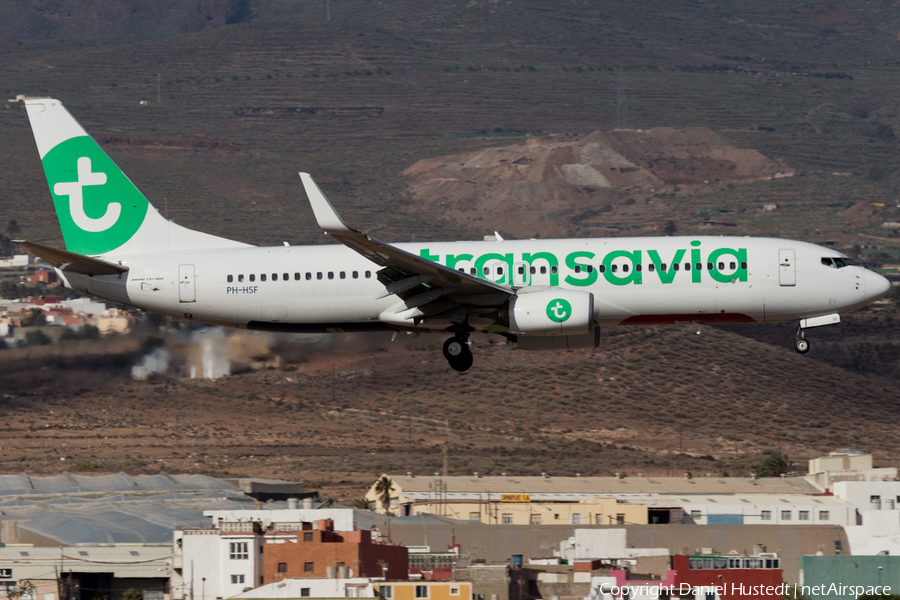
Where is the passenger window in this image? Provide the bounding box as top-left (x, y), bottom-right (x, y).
top-left (648, 264), bottom-right (655, 272)
top-left (283, 273), bottom-right (289, 280)
top-left (227, 275), bottom-right (233, 283)
top-left (518, 266), bottom-right (525, 275)
top-left (599, 264), bottom-right (606, 273)
top-left (695, 262), bottom-right (702, 271)
top-left (684, 262), bottom-right (691, 271)
top-left (587, 265), bottom-right (594, 273)
top-left (294, 273), bottom-right (301, 281)
top-left (730, 262), bottom-right (736, 270)
top-left (340, 271), bottom-right (346, 279)
top-left (622, 264), bottom-right (629, 273)
top-left (707, 262), bottom-right (713, 270)
top-left (673, 263), bottom-right (679, 271)
top-left (238, 274), bottom-right (244, 282)
top-left (365, 271), bottom-right (372, 278)
top-left (250, 274), bottom-right (256, 282)
top-left (353, 271), bottom-right (359, 279)
top-left (497, 267), bottom-right (504, 275)
top-left (306, 273), bottom-right (312, 280)
top-left (661, 263), bottom-right (667, 272)
top-left (458, 268), bottom-right (464, 273)
top-left (484, 267), bottom-right (491, 275)
top-left (611, 264), bottom-right (618, 273)
top-left (317, 272), bottom-right (323, 280)
top-left (551, 266), bottom-right (558, 274)
top-left (741, 262), bottom-right (747, 270)
top-left (718, 262), bottom-right (725, 270)
top-left (328, 272), bottom-right (334, 279)
top-left (261, 274), bottom-right (267, 282)
top-left (574, 265), bottom-right (581, 274)
top-left (540, 266), bottom-right (547, 274)
top-left (636, 264), bottom-right (642, 272)
top-left (272, 273), bottom-right (278, 280)
top-left (470, 268), bottom-right (476, 275)
top-left (529, 266), bottom-right (536, 275)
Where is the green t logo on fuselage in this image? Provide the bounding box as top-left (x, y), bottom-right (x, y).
top-left (547, 298), bottom-right (572, 322)
top-left (42, 136), bottom-right (148, 255)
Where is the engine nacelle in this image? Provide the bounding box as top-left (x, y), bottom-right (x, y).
top-left (500, 288), bottom-right (594, 336)
top-left (516, 329), bottom-right (600, 350)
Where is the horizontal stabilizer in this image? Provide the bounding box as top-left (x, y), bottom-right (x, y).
top-left (15, 241), bottom-right (129, 276)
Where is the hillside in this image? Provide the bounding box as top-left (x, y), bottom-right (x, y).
top-left (404, 128), bottom-right (791, 238)
top-left (2, 1), bottom-right (900, 256)
top-left (0, 318), bottom-right (897, 501)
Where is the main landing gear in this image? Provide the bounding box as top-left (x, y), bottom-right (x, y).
top-left (443, 334), bottom-right (473, 372)
top-left (795, 327), bottom-right (810, 354)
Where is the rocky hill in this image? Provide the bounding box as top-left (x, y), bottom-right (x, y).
top-left (405, 128), bottom-right (792, 238)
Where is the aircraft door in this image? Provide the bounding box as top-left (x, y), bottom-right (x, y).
top-left (178, 264), bottom-right (196, 302)
top-left (483, 259), bottom-right (508, 284)
top-left (778, 249), bottom-right (796, 287)
top-left (513, 261), bottom-right (531, 286)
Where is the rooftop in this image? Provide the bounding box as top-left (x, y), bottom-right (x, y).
top-left (0, 472), bottom-right (238, 498)
top-left (384, 475), bottom-right (821, 496)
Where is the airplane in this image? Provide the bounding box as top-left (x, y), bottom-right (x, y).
top-left (14, 98), bottom-right (893, 372)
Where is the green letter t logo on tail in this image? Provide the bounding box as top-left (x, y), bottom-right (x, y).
top-left (42, 136), bottom-right (149, 256)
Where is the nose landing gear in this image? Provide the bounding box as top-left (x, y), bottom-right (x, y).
top-left (795, 327), bottom-right (810, 354)
top-left (793, 314), bottom-right (841, 354)
top-left (443, 334), bottom-right (473, 372)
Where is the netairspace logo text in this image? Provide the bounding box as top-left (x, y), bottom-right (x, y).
top-left (605, 584), bottom-right (892, 598)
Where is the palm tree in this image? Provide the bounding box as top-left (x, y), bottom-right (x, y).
top-left (353, 497), bottom-right (373, 510)
top-left (663, 220), bottom-right (677, 236)
top-left (755, 452), bottom-right (791, 477)
top-left (374, 476), bottom-right (394, 516)
top-left (5, 219), bottom-right (20, 237)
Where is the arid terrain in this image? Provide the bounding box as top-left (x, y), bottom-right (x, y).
top-left (404, 128), bottom-right (792, 239)
top-left (1, 0), bottom-right (900, 500)
top-left (0, 307), bottom-right (898, 502)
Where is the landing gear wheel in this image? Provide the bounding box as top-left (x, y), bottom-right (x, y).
top-left (443, 337), bottom-right (465, 360)
top-left (795, 338), bottom-right (810, 354)
top-left (443, 337), bottom-right (473, 372)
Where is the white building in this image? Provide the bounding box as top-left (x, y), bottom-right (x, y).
top-left (0, 255), bottom-right (29, 268)
top-left (564, 529), bottom-right (669, 562)
top-left (833, 480), bottom-right (900, 555)
top-left (232, 578), bottom-right (374, 599)
top-left (0, 545), bottom-right (171, 600)
top-left (204, 507), bottom-right (357, 532)
top-left (176, 522), bottom-right (264, 600)
top-left (59, 297), bottom-right (110, 316)
top-left (805, 450), bottom-right (897, 492)
top-left (174, 506), bottom-right (360, 600)
top-left (675, 494), bottom-right (852, 526)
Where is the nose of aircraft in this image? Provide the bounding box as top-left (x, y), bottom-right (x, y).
top-left (865, 269), bottom-right (892, 301)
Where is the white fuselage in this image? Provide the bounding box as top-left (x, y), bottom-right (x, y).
top-left (59, 235), bottom-right (889, 335)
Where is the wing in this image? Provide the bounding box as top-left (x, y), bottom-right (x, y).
top-left (299, 173), bottom-right (513, 326)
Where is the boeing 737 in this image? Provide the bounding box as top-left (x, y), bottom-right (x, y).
top-left (15, 98), bottom-right (892, 371)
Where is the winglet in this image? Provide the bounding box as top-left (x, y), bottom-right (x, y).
top-left (299, 172), bottom-right (354, 234)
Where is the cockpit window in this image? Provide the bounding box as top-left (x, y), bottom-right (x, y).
top-left (822, 257), bottom-right (855, 269)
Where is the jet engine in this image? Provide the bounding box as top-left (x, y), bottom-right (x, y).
top-left (499, 288), bottom-right (594, 336)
